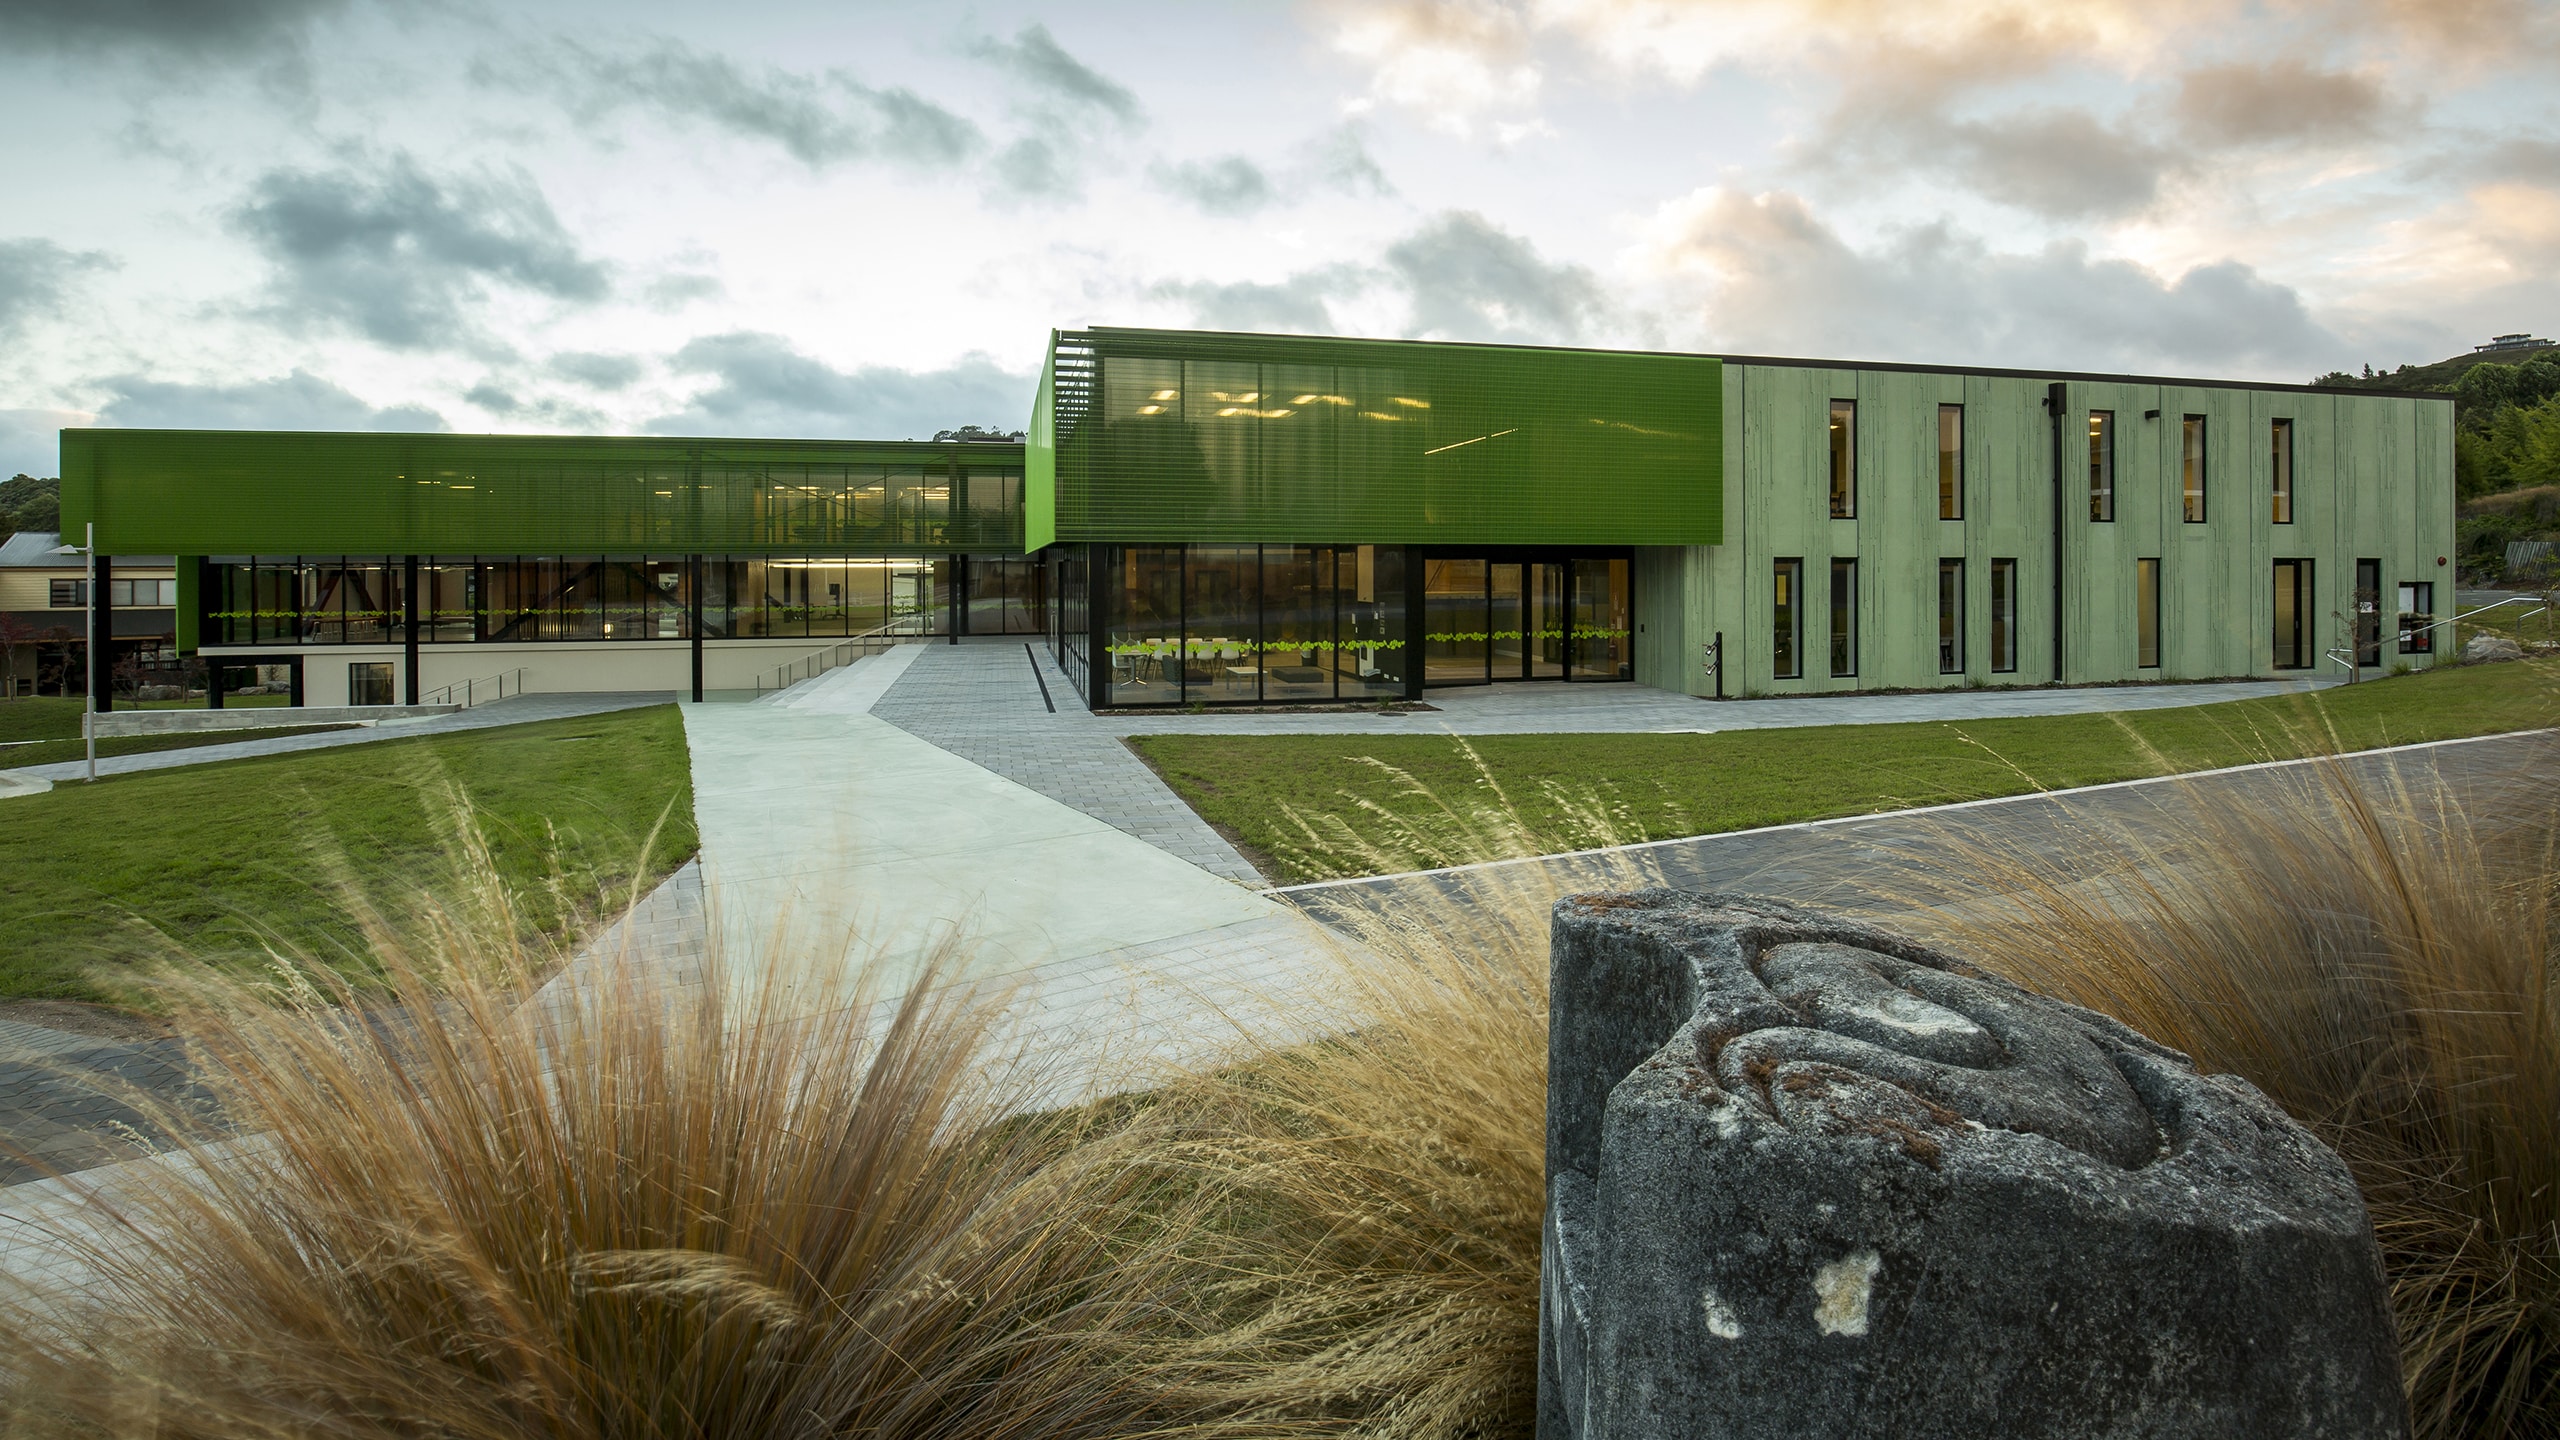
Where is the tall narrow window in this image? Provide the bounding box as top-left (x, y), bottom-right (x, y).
top-left (1773, 559), bottom-right (1804, 680)
top-left (2182, 415), bottom-right (2208, 522)
top-left (2137, 558), bottom-right (2161, 668)
top-left (2355, 558), bottom-right (2381, 667)
top-left (1989, 558), bottom-right (2017, 673)
top-left (2273, 560), bottom-right (2311, 669)
top-left (1829, 557), bottom-right (1857, 677)
top-left (2270, 419), bottom-right (2294, 524)
top-left (2398, 581), bottom-right (2434, 654)
top-left (1938, 558), bottom-right (1966, 675)
top-left (2088, 411), bottom-right (2115, 521)
top-left (1828, 401), bottom-right (1855, 519)
top-left (1938, 404), bottom-right (1964, 520)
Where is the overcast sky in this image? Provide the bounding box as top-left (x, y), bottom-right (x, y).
top-left (1, 0), bottom-right (2555, 476)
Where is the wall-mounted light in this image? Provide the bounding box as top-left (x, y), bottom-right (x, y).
top-left (2143, 409), bottom-right (2161, 420)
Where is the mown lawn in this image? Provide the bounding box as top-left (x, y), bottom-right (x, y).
top-left (0, 705), bottom-right (697, 1002)
top-left (1132, 658), bottom-right (2560, 883)
top-left (0, 696), bottom-right (350, 769)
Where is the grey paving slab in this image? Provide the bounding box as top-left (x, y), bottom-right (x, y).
top-left (869, 641), bottom-right (1265, 884)
top-left (1107, 675), bottom-right (2345, 737)
top-left (2, 691), bottom-right (676, 784)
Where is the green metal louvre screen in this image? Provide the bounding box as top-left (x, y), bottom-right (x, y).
top-left (1046, 328), bottom-right (1721, 545)
top-left (60, 430), bottom-right (1027, 556)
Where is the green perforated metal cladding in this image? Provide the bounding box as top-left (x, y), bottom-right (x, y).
top-left (1038, 328), bottom-right (1722, 545)
top-left (60, 430), bottom-right (1027, 555)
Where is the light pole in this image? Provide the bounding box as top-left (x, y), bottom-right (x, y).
top-left (52, 525), bottom-right (95, 781)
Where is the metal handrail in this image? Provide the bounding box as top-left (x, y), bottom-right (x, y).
top-left (753, 626), bottom-right (913, 696)
top-left (422, 667), bottom-right (529, 708)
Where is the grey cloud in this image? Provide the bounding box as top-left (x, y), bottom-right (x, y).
top-left (462, 380), bottom-right (608, 428)
top-left (1152, 156), bottom-right (1274, 217)
top-left (967, 24), bottom-right (1140, 125)
top-left (230, 153), bottom-right (609, 350)
top-left (990, 138), bottom-right (1078, 201)
top-left (92, 369), bottom-right (446, 431)
top-left (1824, 104), bottom-right (2173, 220)
top-left (651, 332), bottom-right (1033, 439)
top-left (2176, 62), bottom-right (2389, 146)
top-left (550, 351), bottom-right (643, 390)
top-left (645, 273), bottom-right (724, 309)
top-left (491, 38), bottom-right (981, 169)
top-left (1385, 211), bottom-right (1607, 344)
top-left (1151, 269), bottom-right (1369, 334)
top-left (0, 238), bottom-right (113, 336)
top-left (1307, 126), bottom-right (1393, 197)
top-left (1660, 188), bottom-right (2339, 375)
top-left (0, 0), bottom-right (340, 62)
top-left (2475, 135), bottom-right (2560, 184)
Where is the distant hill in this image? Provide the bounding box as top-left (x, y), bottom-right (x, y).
top-left (2314, 341), bottom-right (2559, 393)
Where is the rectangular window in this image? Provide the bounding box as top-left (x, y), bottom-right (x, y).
top-left (2088, 412), bottom-right (2115, 521)
top-left (1829, 557), bottom-right (1857, 678)
top-left (1774, 558), bottom-right (1804, 680)
top-left (2355, 558), bottom-right (2381, 667)
top-left (2398, 581), bottom-right (2434, 654)
top-left (2182, 415), bottom-right (2208, 522)
top-left (2270, 419), bottom-right (2294, 524)
top-left (2137, 558), bottom-right (2162, 668)
top-left (348, 661), bottom-right (394, 707)
top-left (1828, 401), bottom-right (1855, 519)
top-left (1938, 404), bottom-right (1964, 520)
top-left (1938, 558), bottom-right (1966, 675)
top-left (1989, 558), bottom-right (2017, 673)
top-left (49, 579), bottom-right (82, 608)
top-left (2274, 560), bottom-right (2312, 669)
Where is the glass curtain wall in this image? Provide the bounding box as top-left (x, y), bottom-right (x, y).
top-left (1099, 543), bottom-right (1407, 708)
top-left (1420, 555), bottom-right (1625, 685)
top-left (212, 556), bottom-right (953, 644)
top-left (965, 555), bottom-right (1047, 635)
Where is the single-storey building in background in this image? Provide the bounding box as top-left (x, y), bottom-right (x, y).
top-left (57, 326), bottom-right (2454, 710)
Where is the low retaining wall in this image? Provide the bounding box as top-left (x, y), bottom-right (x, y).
top-left (91, 705), bottom-right (459, 737)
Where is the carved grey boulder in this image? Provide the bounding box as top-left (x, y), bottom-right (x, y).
top-left (1539, 891), bottom-right (2406, 1440)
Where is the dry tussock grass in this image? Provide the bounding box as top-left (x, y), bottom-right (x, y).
top-left (0, 854), bottom-right (1201, 1440)
top-left (1924, 744), bottom-right (2560, 1439)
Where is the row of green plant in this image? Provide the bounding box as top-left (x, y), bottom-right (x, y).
top-left (2, 738), bottom-right (2550, 1437)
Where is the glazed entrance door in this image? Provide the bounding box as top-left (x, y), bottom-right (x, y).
top-left (1530, 563), bottom-right (1567, 678)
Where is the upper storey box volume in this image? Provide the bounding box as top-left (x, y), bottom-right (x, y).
top-left (1029, 328), bottom-right (1724, 548)
top-left (58, 430), bottom-right (1028, 556)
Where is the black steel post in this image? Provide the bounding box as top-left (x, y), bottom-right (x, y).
top-left (689, 554), bottom-right (705, 702)
top-left (403, 554), bottom-right (421, 704)
top-left (1403, 545), bottom-right (1425, 703)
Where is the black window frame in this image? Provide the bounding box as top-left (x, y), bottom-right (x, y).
top-left (1829, 556), bottom-right (1857, 678)
top-left (2398, 580), bottom-right (2434, 654)
top-left (1938, 557), bottom-right (1966, 675)
top-left (1827, 401), bottom-right (1856, 520)
top-left (2137, 557), bottom-right (2162, 668)
top-left (2270, 418), bottom-right (2294, 525)
top-left (1938, 403), bottom-right (1964, 521)
top-left (1989, 557), bottom-right (2017, 673)
top-left (48, 578), bottom-right (82, 608)
top-left (2088, 411), bottom-right (2115, 521)
top-left (1773, 557), bottom-right (1805, 680)
top-left (2182, 415), bottom-right (2208, 523)
top-left (2273, 558), bottom-right (2313, 669)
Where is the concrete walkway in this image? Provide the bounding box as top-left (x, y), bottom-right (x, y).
top-left (873, 642), bottom-right (1263, 883)
top-left (2, 691), bottom-right (674, 785)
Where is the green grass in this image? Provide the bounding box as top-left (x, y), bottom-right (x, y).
top-left (0, 697), bottom-right (353, 768)
top-left (0, 705), bottom-right (697, 1003)
top-left (1133, 658), bottom-right (2560, 884)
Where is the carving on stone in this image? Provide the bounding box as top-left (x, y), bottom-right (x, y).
top-left (1538, 890), bottom-right (2408, 1440)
